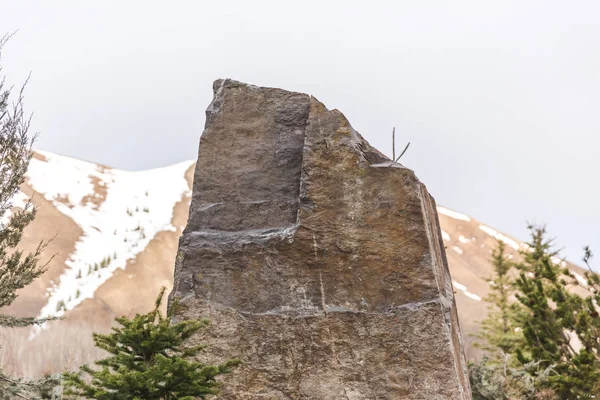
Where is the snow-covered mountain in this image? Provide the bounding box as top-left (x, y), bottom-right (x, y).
top-left (0, 150), bottom-right (591, 378)
top-left (27, 150), bottom-right (193, 327)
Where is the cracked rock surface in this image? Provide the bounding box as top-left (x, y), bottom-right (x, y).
top-left (170, 79), bottom-right (472, 399)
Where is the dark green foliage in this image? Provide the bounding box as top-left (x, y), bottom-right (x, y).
top-left (56, 300), bottom-right (66, 312)
top-left (512, 226), bottom-right (600, 398)
top-left (63, 287), bottom-right (239, 399)
top-left (473, 225), bottom-right (600, 399)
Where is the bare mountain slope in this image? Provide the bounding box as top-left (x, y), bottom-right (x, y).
top-left (0, 150), bottom-right (591, 377)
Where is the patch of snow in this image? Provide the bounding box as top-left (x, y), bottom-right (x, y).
top-left (437, 206), bottom-right (471, 222)
top-left (572, 271), bottom-right (589, 287)
top-left (452, 280), bottom-right (481, 301)
top-left (565, 329), bottom-right (583, 352)
top-left (458, 235), bottom-right (471, 244)
top-left (551, 256), bottom-right (567, 267)
top-left (28, 150), bottom-right (101, 209)
top-left (452, 246), bottom-right (464, 255)
top-left (479, 225), bottom-right (520, 250)
top-left (441, 230), bottom-right (451, 241)
top-left (164, 224), bottom-right (177, 232)
top-left (27, 151), bottom-right (194, 334)
top-left (10, 190), bottom-right (29, 209)
top-left (0, 190), bottom-right (30, 225)
top-left (464, 291), bottom-right (482, 301)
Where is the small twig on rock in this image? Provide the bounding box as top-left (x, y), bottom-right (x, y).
top-left (391, 127), bottom-right (410, 162)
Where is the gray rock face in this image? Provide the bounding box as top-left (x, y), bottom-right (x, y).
top-left (170, 79), bottom-right (472, 399)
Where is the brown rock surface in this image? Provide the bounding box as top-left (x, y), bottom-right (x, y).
top-left (170, 79), bottom-right (472, 399)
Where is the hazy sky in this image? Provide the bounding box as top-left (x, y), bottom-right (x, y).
top-left (1, 1), bottom-right (599, 264)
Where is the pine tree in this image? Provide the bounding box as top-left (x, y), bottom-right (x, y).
top-left (473, 225), bottom-right (600, 399)
top-left (0, 33), bottom-right (50, 329)
top-left (472, 240), bottom-right (529, 399)
top-left (476, 240), bottom-right (523, 359)
top-left (63, 287), bottom-right (239, 399)
top-left (0, 31), bottom-right (59, 399)
top-left (511, 225), bottom-right (600, 398)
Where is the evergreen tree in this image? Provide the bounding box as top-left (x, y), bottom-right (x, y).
top-left (63, 287), bottom-right (239, 399)
top-left (476, 240), bottom-right (523, 359)
top-left (0, 33), bottom-right (50, 329)
top-left (511, 225), bottom-right (600, 398)
top-left (0, 32), bottom-right (59, 399)
top-left (473, 225), bottom-right (600, 399)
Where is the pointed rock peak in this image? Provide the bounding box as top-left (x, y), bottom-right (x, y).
top-left (173, 80), bottom-right (471, 399)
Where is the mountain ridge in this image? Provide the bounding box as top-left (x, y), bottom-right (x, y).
top-left (0, 149), bottom-right (591, 378)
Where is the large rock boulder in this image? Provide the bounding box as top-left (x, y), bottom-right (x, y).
top-left (170, 79), bottom-right (472, 399)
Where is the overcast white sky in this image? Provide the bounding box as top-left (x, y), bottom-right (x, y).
top-left (1, 1), bottom-right (599, 264)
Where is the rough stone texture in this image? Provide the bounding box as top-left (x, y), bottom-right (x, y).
top-left (170, 79), bottom-right (472, 399)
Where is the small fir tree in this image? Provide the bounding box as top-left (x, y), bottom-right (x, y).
top-left (511, 226), bottom-right (600, 398)
top-left (63, 287), bottom-right (239, 399)
top-left (475, 240), bottom-right (523, 359)
top-left (473, 225), bottom-right (600, 399)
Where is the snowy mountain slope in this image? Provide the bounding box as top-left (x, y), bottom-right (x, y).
top-left (0, 150), bottom-right (592, 377)
top-left (25, 150), bottom-right (193, 330)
